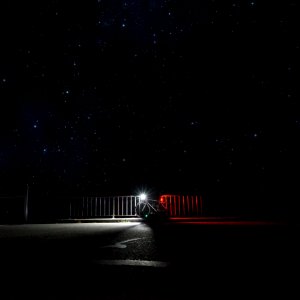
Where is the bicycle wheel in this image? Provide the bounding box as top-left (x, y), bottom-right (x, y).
top-left (135, 202), bottom-right (151, 218)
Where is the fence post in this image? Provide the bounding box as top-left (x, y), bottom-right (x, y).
top-left (112, 197), bottom-right (115, 218)
top-left (24, 184), bottom-right (29, 223)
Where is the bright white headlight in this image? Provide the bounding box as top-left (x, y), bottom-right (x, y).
top-left (139, 193), bottom-right (147, 201)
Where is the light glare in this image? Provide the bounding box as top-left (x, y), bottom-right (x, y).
top-left (140, 193), bottom-right (147, 201)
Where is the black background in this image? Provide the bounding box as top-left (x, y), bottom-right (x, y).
top-left (1, 1), bottom-right (299, 218)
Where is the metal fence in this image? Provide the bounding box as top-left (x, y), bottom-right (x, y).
top-left (69, 194), bottom-right (203, 218)
top-left (69, 195), bottom-right (140, 218)
top-left (160, 194), bottom-right (203, 217)
top-left (1, 192), bottom-right (203, 222)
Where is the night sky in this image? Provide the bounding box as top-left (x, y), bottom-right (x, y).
top-left (1, 1), bottom-right (299, 217)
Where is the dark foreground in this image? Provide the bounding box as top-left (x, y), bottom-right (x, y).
top-left (0, 219), bottom-right (299, 299)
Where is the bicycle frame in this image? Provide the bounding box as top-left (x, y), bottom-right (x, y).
top-left (135, 198), bottom-right (167, 219)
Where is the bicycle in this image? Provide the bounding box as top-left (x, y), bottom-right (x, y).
top-left (135, 198), bottom-right (168, 220)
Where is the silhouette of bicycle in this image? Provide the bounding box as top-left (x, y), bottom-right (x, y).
top-left (135, 195), bottom-right (167, 219)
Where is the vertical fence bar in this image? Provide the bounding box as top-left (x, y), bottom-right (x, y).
top-left (89, 197), bottom-right (91, 217)
top-left (173, 195), bottom-right (176, 217)
top-left (113, 197), bottom-right (115, 218)
top-left (24, 184), bottom-right (29, 223)
top-left (107, 197), bottom-right (109, 216)
top-left (99, 197), bottom-right (101, 216)
top-left (187, 195), bottom-right (189, 216)
top-left (96, 197), bottom-right (98, 217)
top-left (109, 197), bottom-right (110, 217)
top-left (86, 197), bottom-right (88, 218)
top-left (200, 195), bottom-right (203, 216)
top-left (91, 197), bottom-right (93, 217)
top-left (121, 197), bottom-right (123, 216)
top-left (133, 196), bottom-right (135, 216)
top-left (90, 197), bottom-right (92, 217)
top-left (99, 198), bottom-right (102, 217)
top-left (124, 196), bottom-right (126, 216)
top-left (108, 197), bottom-right (111, 216)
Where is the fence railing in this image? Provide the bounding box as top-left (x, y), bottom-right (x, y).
top-left (1, 192), bottom-right (203, 222)
top-left (69, 194), bottom-right (203, 219)
top-left (160, 194), bottom-right (203, 217)
top-left (69, 195), bottom-right (140, 218)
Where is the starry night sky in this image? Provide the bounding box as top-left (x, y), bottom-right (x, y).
top-left (1, 1), bottom-right (299, 217)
